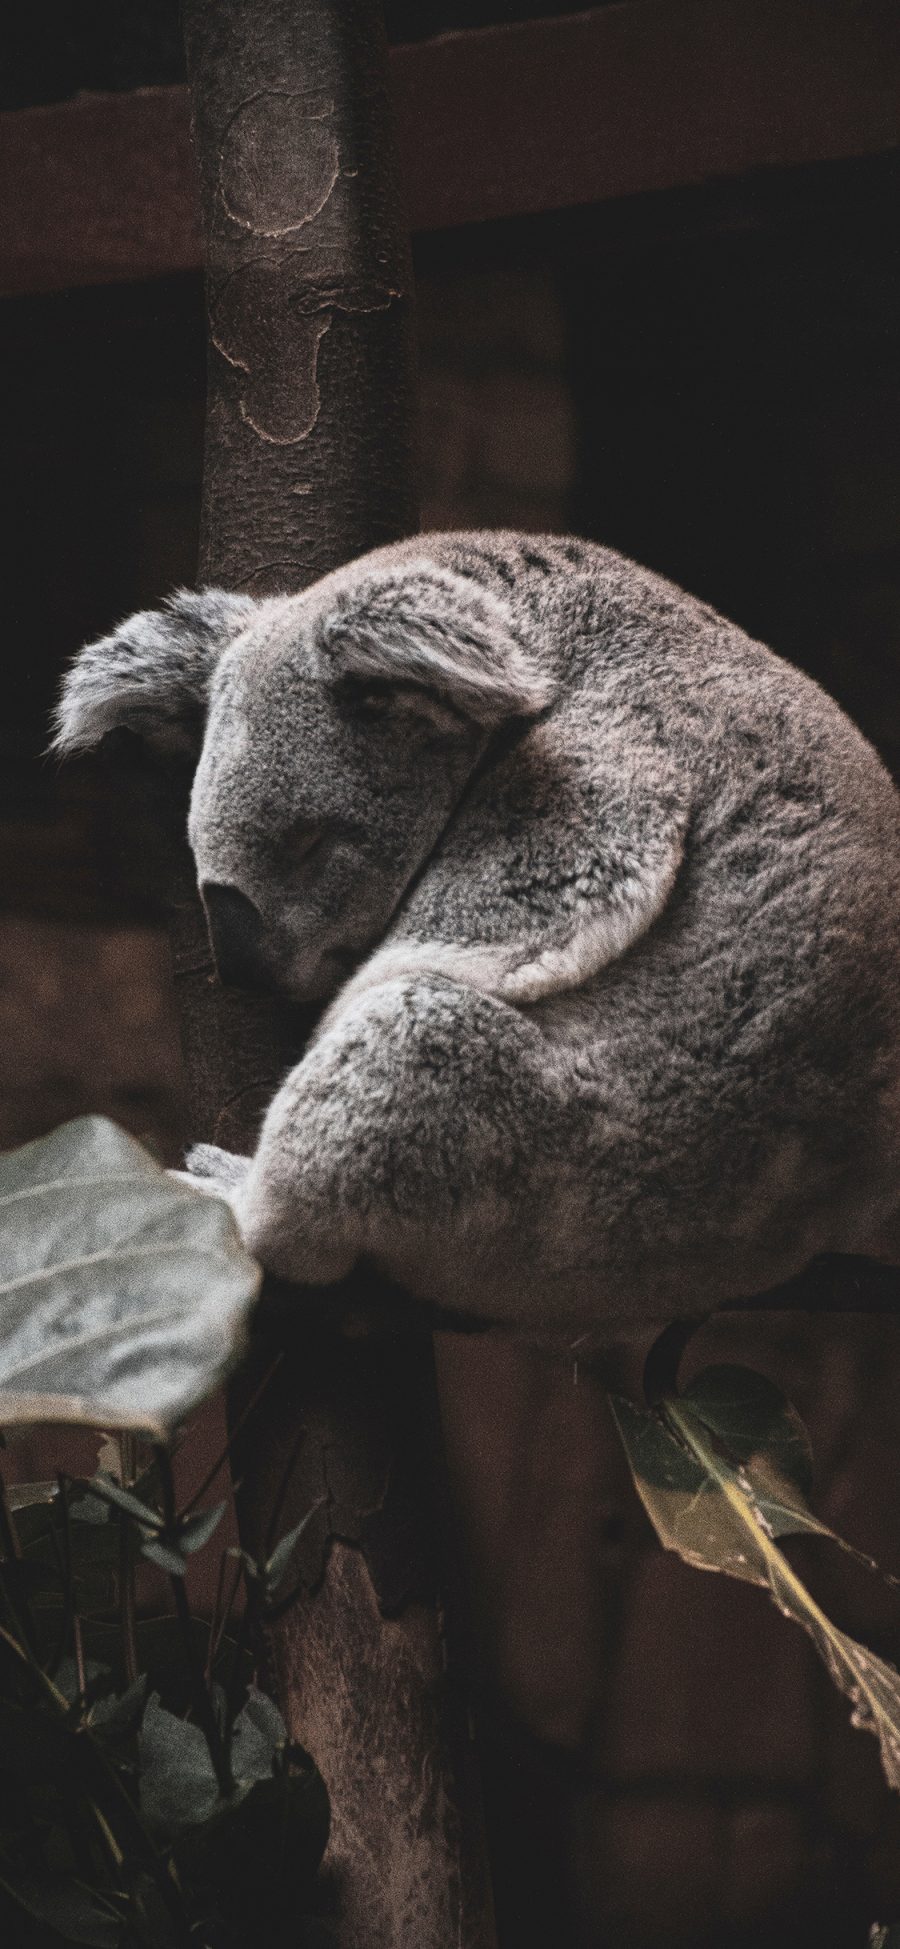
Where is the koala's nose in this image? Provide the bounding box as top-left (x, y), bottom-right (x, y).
top-left (201, 883), bottom-right (271, 991)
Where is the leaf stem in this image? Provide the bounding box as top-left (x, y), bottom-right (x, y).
top-left (154, 1445), bottom-right (234, 1799)
top-left (0, 1588), bottom-right (191, 1938)
top-left (119, 1511), bottom-right (139, 1688)
top-left (45, 1474), bottom-right (75, 1681)
top-left (180, 1352), bottom-right (284, 1518)
top-left (222, 1567), bottom-right (261, 1775)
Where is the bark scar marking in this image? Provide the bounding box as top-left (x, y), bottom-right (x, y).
top-left (218, 91), bottom-right (341, 238)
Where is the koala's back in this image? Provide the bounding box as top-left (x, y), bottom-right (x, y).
top-left (374, 532), bottom-right (900, 1310)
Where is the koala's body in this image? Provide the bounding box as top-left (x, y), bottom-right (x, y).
top-left (55, 532), bottom-right (900, 1331)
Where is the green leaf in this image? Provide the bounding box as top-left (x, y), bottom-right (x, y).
top-left (0, 1116), bottom-right (260, 1438)
top-left (55, 1657), bottom-right (113, 1708)
top-left (87, 1473), bottom-right (162, 1529)
top-left (680, 1365), bottom-right (815, 1498)
top-left (676, 1366), bottom-right (896, 1573)
top-left (139, 1685), bottom-right (294, 1843)
top-left (139, 1506), bottom-right (226, 1583)
top-left (140, 1537), bottom-right (189, 1578)
top-left (17, 1491), bottom-right (121, 1623)
top-left (264, 1505), bottom-right (320, 1598)
top-left (138, 1692), bottom-right (221, 1837)
top-left (0, 1867), bottom-right (123, 1947)
top-left (69, 1492), bottom-right (114, 1527)
top-left (610, 1381), bottom-right (900, 1791)
top-left (89, 1675), bottom-right (148, 1745)
top-left (229, 1687), bottom-right (287, 1779)
top-left (174, 1739), bottom-right (330, 1931)
top-left (7, 1480), bottom-right (58, 1511)
top-left (177, 1502), bottom-right (226, 1556)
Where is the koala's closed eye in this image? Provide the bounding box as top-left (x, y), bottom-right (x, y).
top-left (274, 821), bottom-right (329, 882)
top-left (285, 822), bottom-right (326, 862)
top-left (333, 673), bottom-right (473, 739)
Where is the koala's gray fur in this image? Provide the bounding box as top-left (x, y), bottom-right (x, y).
top-left (54, 532), bottom-right (900, 1332)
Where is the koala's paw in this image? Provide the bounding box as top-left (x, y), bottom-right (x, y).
top-left (184, 1143), bottom-right (252, 1188)
top-left (168, 1145), bottom-right (252, 1215)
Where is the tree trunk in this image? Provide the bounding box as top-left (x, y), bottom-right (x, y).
top-left (175, 3), bottom-right (498, 1943)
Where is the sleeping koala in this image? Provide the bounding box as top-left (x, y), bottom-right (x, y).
top-left (54, 532), bottom-right (900, 1330)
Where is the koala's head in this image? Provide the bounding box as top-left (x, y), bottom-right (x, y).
top-left (53, 556), bottom-right (551, 1000)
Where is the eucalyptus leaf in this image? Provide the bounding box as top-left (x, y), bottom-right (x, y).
top-left (89, 1675), bottom-right (148, 1745)
top-left (680, 1365), bottom-right (815, 1498)
top-left (87, 1473), bottom-right (162, 1530)
top-left (610, 1381), bottom-right (900, 1791)
top-left (178, 1502), bottom-right (226, 1556)
top-left (174, 1745), bottom-right (331, 1933)
top-left (19, 1496), bottom-right (120, 1621)
top-left (0, 1868), bottom-right (122, 1947)
top-left (139, 1685), bottom-right (293, 1842)
top-left (139, 1693), bottom-right (221, 1836)
top-left (8, 1480), bottom-right (57, 1511)
top-left (69, 1493), bottom-right (113, 1527)
top-left (229, 1687), bottom-right (287, 1779)
top-left (140, 1537), bottom-right (190, 1578)
top-left (0, 1116), bottom-right (261, 1437)
top-left (264, 1506), bottom-right (321, 1598)
top-left (678, 1367), bottom-right (897, 1574)
top-left (55, 1657), bottom-right (112, 1708)
top-left (137, 1497), bottom-right (227, 1578)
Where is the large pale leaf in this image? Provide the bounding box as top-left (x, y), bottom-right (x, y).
top-left (0, 1116), bottom-right (260, 1438)
top-left (610, 1368), bottom-right (900, 1792)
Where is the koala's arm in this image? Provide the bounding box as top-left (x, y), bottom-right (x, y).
top-left (198, 975), bottom-right (571, 1323)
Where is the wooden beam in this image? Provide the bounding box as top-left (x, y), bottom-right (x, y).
top-left (1, 0), bottom-right (898, 298)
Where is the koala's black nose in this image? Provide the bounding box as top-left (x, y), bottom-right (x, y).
top-left (201, 883), bottom-right (271, 991)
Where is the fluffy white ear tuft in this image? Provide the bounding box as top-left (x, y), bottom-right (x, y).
top-left (315, 562), bottom-right (553, 728)
top-left (51, 588), bottom-right (256, 758)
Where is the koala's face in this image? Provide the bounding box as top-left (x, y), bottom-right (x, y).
top-left (189, 603), bottom-right (484, 1001)
top-left (53, 554), bottom-right (551, 1003)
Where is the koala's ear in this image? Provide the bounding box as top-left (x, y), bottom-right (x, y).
top-left (315, 562), bottom-right (553, 729)
top-left (51, 588), bottom-right (257, 758)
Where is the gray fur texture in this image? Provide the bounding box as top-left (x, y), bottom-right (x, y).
top-left (55, 532), bottom-right (900, 1331)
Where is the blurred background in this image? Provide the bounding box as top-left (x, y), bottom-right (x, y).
top-left (2, 4), bottom-right (900, 1945)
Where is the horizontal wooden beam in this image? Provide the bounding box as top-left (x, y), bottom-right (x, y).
top-left (1, 0), bottom-right (898, 297)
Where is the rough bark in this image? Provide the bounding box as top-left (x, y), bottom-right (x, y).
top-left (175, 4), bottom-right (497, 1944)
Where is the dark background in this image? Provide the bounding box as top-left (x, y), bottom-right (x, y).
top-left (2, 6), bottom-right (900, 1946)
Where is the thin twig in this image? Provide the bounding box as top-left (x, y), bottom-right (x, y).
top-left (205, 1548), bottom-right (230, 1686)
top-left (72, 1615), bottom-right (86, 1701)
top-left (207, 1553), bottom-right (244, 1682)
top-left (155, 1445), bottom-right (234, 1799)
top-left (263, 1421), bottom-right (308, 1560)
top-left (119, 1511), bottom-right (139, 1688)
top-left (180, 1352), bottom-right (285, 1518)
top-left (45, 1473), bottom-right (75, 1681)
top-left (0, 1591), bottom-right (192, 1940)
top-left (222, 1567), bottom-right (261, 1775)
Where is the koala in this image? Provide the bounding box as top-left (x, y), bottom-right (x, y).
top-left (53, 531), bottom-right (900, 1332)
